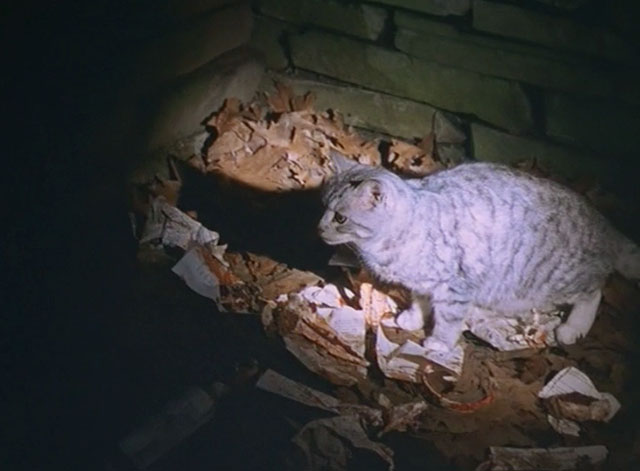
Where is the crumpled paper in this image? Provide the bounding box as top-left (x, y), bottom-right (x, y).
top-left (293, 415), bottom-right (395, 471)
top-left (138, 197), bottom-right (602, 401)
top-left (140, 196), bottom-right (221, 251)
top-left (256, 369), bottom-right (382, 425)
top-left (204, 88), bottom-right (381, 192)
top-left (468, 306), bottom-right (564, 351)
top-left (141, 196), bottom-right (323, 313)
top-left (257, 369), bottom-right (434, 470)
top-left (133, 81), bottom-right (638, 468)
top-left (538, 366), bottom-right (621, 436)
top-left (268, 284), bottom-right (369, 386)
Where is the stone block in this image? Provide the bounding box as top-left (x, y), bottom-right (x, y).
top-left (473, 0), bottom-right (636, 64)
top-left (545, 92), bottom-right (640, 157)
top-left (530, 0), bottom-right (588, 8)
top-left (132, 3), bottom-right (253, 88)
top-left (164, 0), bottom-right (238, 19)
top-left (260, 72), bottom-right (465, 141)
top-left (471, 123), bottom-right (608, 182)
top-left (395, 13), bottom-right (612, 97)
top-left (144, 48), bottom-right (264, 152)
top-left (537, 0), bottom-right (589, 10)
top-left (250, 15), bottom-right (291, 71)
top-left (259, 0), bottom-right (386, 41)
top-left (374, 0), bottom-right (470, 16)
top-left (289, 31), bottom-right (533, 133)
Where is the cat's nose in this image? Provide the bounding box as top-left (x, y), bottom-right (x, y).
top-left (317, 223), bottom-right (329, 238)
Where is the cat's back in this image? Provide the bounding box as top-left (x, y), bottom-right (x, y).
top-left (414, 162), bottom-right (591, 217)
top-left (417, 162), bottom-right (548, 194)
top-left (409, 162), bottom-right (617, 299)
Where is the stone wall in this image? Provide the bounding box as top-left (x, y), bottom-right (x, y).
top-left (87, 0), bottom-right (264, 181)
top-left (249, 0), bottom-right (640, 213)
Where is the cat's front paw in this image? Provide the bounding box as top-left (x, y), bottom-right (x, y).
top-left (555, 323), bottom-right (583, 345)
top-left (395, 308), bottom-right (424, 331)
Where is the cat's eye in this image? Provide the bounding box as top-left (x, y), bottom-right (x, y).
top-left (333, 212), bottom-right (346, 224)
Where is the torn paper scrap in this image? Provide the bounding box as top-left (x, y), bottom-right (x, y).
top-left (539, 366), bottom-right (621, 420)
top-left (271, 284), bottom-right (369, 385)
top-left (359, 283), bottom-right (398, 328)
top-left (387, 138), bottom-right (442, 177)
top-left (480, 445), bottom-right (608, 471)
top-left (376, 325), bottom-right (432, 383)
top-left (422, 342), bottom-right (465, 376)
top-left (376, 323), bottom-right (465, 378)
top-left (205, 96), bottom-right (381, 192)
top-left (538, 366), bottom-right (621, 431)
top-left (379, 401), bottom-right (429, 436)
top-left (298, 285), bottom-right (366, 358)
top-left (256, 369), bottom-right (342, 413)
top-left (139, 197), bottom-right (220, 250)
top-left (256, 369), bottom-right (382, 426)
top-left (467, 307), bottom-right (563, 351)
top-left (283, 336), bottom-right (368, 386)
top-left (546, 415), bottom-right (580, 437)
top-left (171, 248), bottom-right (221, 302)
top-left (292, 415), bottom-right (395, 471)
top-left (224, 252), bottom-right (322, 300)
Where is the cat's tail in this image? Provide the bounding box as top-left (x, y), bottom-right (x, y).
top-left (615, 235), bottom-right (640, 279)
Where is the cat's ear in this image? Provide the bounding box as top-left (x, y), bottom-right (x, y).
top-left (358, 180), bottom-right (385, 209)
top-left (329, 150), bottom-right (359, 174)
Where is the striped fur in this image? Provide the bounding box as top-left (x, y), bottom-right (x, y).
top-left (319, 161), bottom-right (639, 350)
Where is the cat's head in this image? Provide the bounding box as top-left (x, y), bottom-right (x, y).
top-left (318, 152), bottom-right (404, 247)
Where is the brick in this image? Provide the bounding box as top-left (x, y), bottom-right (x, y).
top-left (395, 12), bottom-right (612, 97)
top-left (259, 0), bottom-right (386, 41)
top-left (473, 0), bottom-right (636, 63)
top-left (374, 0), bottom-right (470, 16)
top-left (290, 31), bottom-right (533, 132)
top-left (471, 123), bottom-right (608, 181)
top-left (545, 92), bottom-right (640, 157)
top-left (260, 72), bottom-right (465, 142)
top-left (250, 15), bottom-right (290, 70)
top-left (132, 3), bottom-right (253, 87)
top-left (144, 48), bottom-right (264, 152)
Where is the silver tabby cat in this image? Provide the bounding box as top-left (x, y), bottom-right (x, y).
top-left (318, 154), bottom-right (640, 354)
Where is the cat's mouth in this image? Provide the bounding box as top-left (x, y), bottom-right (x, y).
top-left (318, 229), bottom-right (351, 246)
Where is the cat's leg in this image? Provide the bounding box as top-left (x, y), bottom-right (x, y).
top-left (395, 294), bottom-right (430, 331)
top-left (555, 289), bottom-right (602, 345)
top-left (422, 301), bottom-right (468, 352)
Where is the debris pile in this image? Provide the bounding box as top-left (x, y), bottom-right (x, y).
top-left (131, 84), bottom-right (640, 470)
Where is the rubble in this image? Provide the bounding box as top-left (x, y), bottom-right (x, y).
top-left (119, 385), bottom-right (227, 469)
top-left (203, 85), bottom-right (381, 192)
top-left (132, 87), bottom-right (640, 469)
top-left (538, 366), bottom-right (621, 435)
top-left (292, 415), bottom-right (395, 471)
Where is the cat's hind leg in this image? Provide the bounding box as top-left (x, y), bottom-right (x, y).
top-left (422, 301), bottom-right (468, 352)
top-left (555, 289), bottom-right (601, 345)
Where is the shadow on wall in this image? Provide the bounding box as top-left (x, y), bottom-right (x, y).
top-left (175, 160), bottom-right (334, 272)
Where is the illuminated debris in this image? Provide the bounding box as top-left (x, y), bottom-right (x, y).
top-left (203, 89), bottom-right (381, 192)
top-left (538, 366), bottom-right (621, 436)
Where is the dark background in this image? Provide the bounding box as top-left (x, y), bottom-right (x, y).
top-left (3, 1), bottom-right (640, 470)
